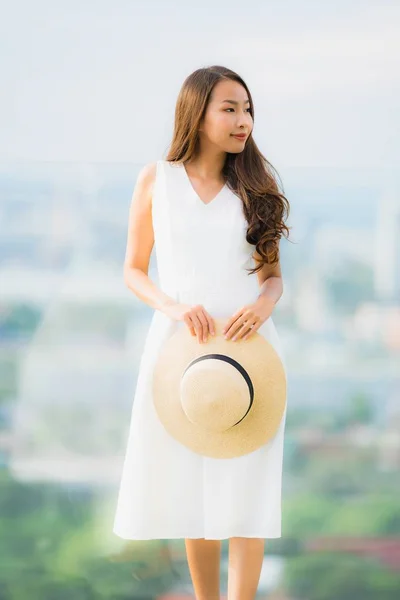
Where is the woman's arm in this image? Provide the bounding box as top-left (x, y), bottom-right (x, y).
top-left (253, 248), bottom-right (283, 310)
top-left (123, 162), bottom-right (176, 312)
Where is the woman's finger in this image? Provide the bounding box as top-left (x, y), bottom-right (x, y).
top-left (223, 307), bottom-right (245, 335)
top-left (205, 312), bottom-right (215, 337)
top-left (241, 322), bottom-right (259, 340)
top-left (191, 311), bottom-right (204, 343)
top-left (225, 315), bottom-right (247, 340)
top-left (233, 320), bottom-right (258, 341)
top-left (183, 314), bottom-right (196, 336)
top-left (196, 310), bottom-right (209, 342)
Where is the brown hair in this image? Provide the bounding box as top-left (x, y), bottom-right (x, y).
top-left (165, 65), bottom-right (292, 275)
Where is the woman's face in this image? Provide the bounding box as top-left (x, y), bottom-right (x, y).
top-left (199, 79), bottom-right (254, 153)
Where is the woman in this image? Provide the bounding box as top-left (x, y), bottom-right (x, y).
top-left (113, 65), bottom-right (292, 599)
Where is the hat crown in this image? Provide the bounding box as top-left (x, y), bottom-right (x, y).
top-left (180, 358), bottom-right (251, 433)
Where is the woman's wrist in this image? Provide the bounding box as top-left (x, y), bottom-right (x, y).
top-left (256, 276), bottom-right (283, 310)
top-left (157, 296), bottom-right (177, 313)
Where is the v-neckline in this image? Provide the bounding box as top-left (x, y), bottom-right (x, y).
top-left (181, 162), bottom-right (227, 208)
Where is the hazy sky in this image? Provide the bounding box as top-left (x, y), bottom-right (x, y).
top-left (1, 0), bottom-right (399, 169)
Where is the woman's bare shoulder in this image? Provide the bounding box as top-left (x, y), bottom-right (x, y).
top-left (130, 162), bottom-right (159, 212)
top-left (136, 161), bottom-right (158, 190)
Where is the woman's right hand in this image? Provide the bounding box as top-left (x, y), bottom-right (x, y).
top-left (162, 302), bottom-right (215, 344)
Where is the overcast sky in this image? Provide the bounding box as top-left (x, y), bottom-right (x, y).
top-left (1, 0), bottom-right (399, 170)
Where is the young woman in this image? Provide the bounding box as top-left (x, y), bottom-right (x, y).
top-left (113, 65), bottom-right (291, 599)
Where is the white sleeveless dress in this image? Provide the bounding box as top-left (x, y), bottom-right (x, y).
top-left (113, 159), bottom-right (288, 540)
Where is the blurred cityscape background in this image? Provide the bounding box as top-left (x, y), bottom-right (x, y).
top-left (1, 159), bottom-right (399, 599)
top-left (1, 1), bottom-right (399, 598)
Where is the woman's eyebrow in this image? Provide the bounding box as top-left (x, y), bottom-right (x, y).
top-left (220, 99), bottom-right (250, 105)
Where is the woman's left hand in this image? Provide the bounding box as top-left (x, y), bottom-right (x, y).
top-left (222, 297), bottom-right (274, 341)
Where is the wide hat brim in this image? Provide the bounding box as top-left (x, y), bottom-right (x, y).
top-left (152, 318), bottom-right (287, 459)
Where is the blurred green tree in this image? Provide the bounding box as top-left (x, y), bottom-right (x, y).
top-left (284, 553), bottom-right (400, 600)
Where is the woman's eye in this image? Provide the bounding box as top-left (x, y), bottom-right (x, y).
top-left (224, 108), bottom-right (252, 113)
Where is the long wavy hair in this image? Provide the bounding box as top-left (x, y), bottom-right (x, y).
top-left (165, 65), bottom-right (292, 276)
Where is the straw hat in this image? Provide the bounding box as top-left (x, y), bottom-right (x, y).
top-left (152, 317), bottom-right (287, 459)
